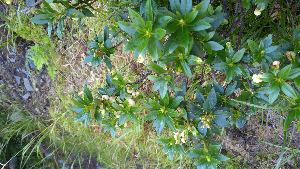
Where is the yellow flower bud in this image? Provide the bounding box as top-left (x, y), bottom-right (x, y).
top-left (226, 42), bottom-right (232, 48)
top-left (127, 87), bottom-right (134, 94)
top-left (195, 57), bottom-right (203, 64)
top-left (285, 51), bottom-right (296, 61)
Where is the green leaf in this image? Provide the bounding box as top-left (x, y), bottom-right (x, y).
top-left (281, 82), bottom-right (297, 98)
top-left (206, 41), bottom-right (224, 51)
top-left (225, 81), bottom-right (237, 96)
top-left (196, 0), bottom-right (210, 15)
top-left (217, 154), bottom-right (230, 161)
top-left (31, 14), bottom-right (51, 24)
top-left (214, 62), bottom-right (226, 71)
top-left (159, 80), bottom-right (168, 98)
top-left (261, 73), bottom-right (274, 82)
top-left (295, 78), bottom-right (300, 89)
top-left (176, 28), bottom-right (190, 48)
top-left (158, 15), bottom-right (172, 27)
top-left (47, 22), bottom-right (52, 37)
top-left (103, 26), bottom-right (109, 42)
top-left (169, 0), bottom-right (179, 12)
top-left (153, 118), bottom-right (165, 134)
top-left (82, 8), bottom-right (94, 17)
top-left (181, 0), bottom-right (192, 14)
top-left (128, 8), bottom-right (145, 26)
top-left (215, 114), bottom-right (228, 127)
top-left (279, 65), bottom-right (292, 79)
top-left (232, 48), bottom-right (245, 63)
top-left (283, 111), bottom-right (296, 144)
top-left (170, 96), bottom-right (184, 109)
top-left (148, 41), bottom-right (160, 61)
top-left (56, 19), bottom-right (64, 39)
top-left (185, 9), bottom-right (198, 23)
top-left (165, 116), bottom-right (176, 131)
top-left (104, 55), bottom-right (112, 69)
top-left (119, 114), bottom-right (127, 126)
top-left (148, 63), bottom-right (166, 74)
top-left (180, 60), bottom-right (192, 78)
top-left (190, 20), bottom-right (211, 31)
top-left (225, 67), bottom-right (234, 83)
top-left (247, 39), bottom-right (259, 53)
top-left (206, 88), bottom-right (217, 109)
top-left (288, 68), bottom-right (300, 79)
top-left (265, 46), bottom-right (278, 54)
top-left (268, 85), bottom-right (280, 104)
top-left (261, 34), bottom-right (273, 48)
top-left (118, 21), bottom-right (136, 35)
top-left (242, 0), bottom-right (251, 9)
top-left (83, 85), bottom-right (93, 103)
top-left (153, 28), bottom-right (166, 40)
top-left (162, 93), bottom-right (170, 105)
top-left (145, 0), bottom-right (154, 21)
top-left (197, 122), bottom-right (208, 136)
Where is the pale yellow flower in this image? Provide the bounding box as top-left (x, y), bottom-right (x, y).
top-left (101, 95), bottom-right (109, 100)
top-left (132, 91), bottom-right (140, 97)
top-left (272, 60), bottom-right (280, 69)
top-left (5, 0), bottom-right (12, 4)
top-left (254, 8), bottom-right (262, 16)
top-left (252, 74), bottom-right (263, 83)
top-left (109, 96), bottom-right (116, 102)
top-left (137, 55), bottom-right (145, 64)
top-left (128, 98), bottom-right (135, 106)
top-left (173, 131), bottom-right (180, 144)
top-left (180, 131), bottom-right (186, 144)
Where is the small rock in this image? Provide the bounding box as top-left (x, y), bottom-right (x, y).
top-left (8, 56), bottom-right (16, 63)
top-left (28, 59), bottom-right (36, 70)
top-left (20, 69), bottom-right (31, 77)
top-left (25, 0), bottom-right (35, 7)
top-left (23, 78), bottom-right (34, 91)
top-left (14, 76), bottom-right (21, 84)
top-left (22, 93), bottom-right (30, 100)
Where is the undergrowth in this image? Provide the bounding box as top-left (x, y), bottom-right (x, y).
top-left (1, 0), bottom-right (300, 169)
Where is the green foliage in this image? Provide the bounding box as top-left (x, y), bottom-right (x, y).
top-left (5, 10), bottom-right (58, 79)
top-left (214, 45), bottom-right (246, 83)
top-left (84, 26), bottom-right (116, 69)
top-left (256, 64), bottom-right (300, 104)
top-left (22, 0), bottom-right (300, 168)
top-left (146, 94), bottom-right (183, 134)
top-left (32, 0), bottom-right (95, 38)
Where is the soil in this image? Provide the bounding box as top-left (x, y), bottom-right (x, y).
top-left (0, 7), bottom-right (51, 119)
top-left (223, 113), bottom-right (300, 168)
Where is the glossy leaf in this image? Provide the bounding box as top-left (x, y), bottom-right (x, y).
top-left (232, 48), bottom-right (245, 63)
top-left (281, 82), bottom-right (297, 98)
top-left (206, 41), bottom-right (224, 51)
